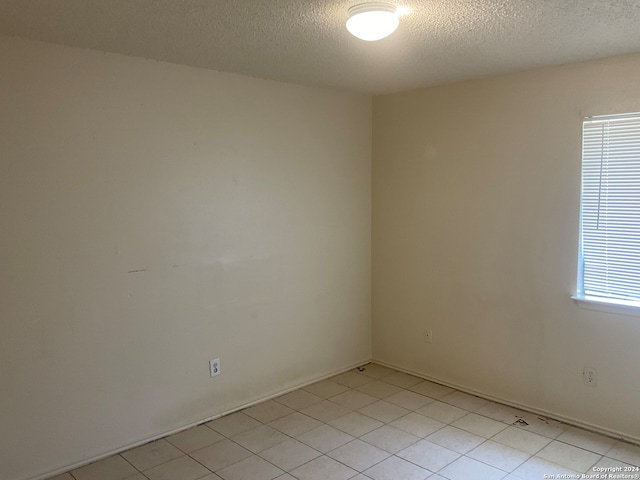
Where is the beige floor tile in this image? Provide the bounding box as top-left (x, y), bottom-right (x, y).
top-left (199, 475), bottom-right (223, 480)
top-left (384, 390), bottom-right (433, 411)
top-left (71, 455), bottom-right (138, 480)
top-left (364, 455), bottom-right (431, 480)
top-left (381, 372), bottom-right (423, 389)
top-left (268, 412), bottom-right (322, 436)
top-left (390, 412), bottom-right (445, 437)
top-left (416, 401), bottom-right (467, 424)
top-left (451, 413), bottom-right (508, 438)
top-left (492, 426), bottom-right (552, 455)
top-left (329, 411), bottom-right (384, 437)
top-left (397, 439), bottom-right (460, 472)
top-left (440, 391), bottom-right (489, 412)
top-left (301, 380), bottom-right (349, 399)
top-left (358, 400), bottom-right (409, 423)
top-left (512, 414), bottom-right (569, 439)
top-left (409, 381), bottom-right (455, 399)
top-left (300, 400), bottom-right (351, 423)
top-left (467, 440), bottom-right (530, 472)
top-left (426, 426), bottom-right (484, 454)
top-left (290, 455), bottom-right (358, 480)
top-left (537, 440), bottom-right (601, 472)
top-left (327, 439), bottom-right (390, 471)
top-left (513, 456), bottom-right (581, 479)
top-left (190, 439), bottom-right (253, 472)
top-left (49, 475), bottom-right (74, 480)
top-left (143, 456), bottom-right (210, 480)
top-left (243, 401), bottom-right (294, 424)
top-left (273, 390), bottom-right (323, 411)
top-left (557, 427), bottom-right (617, 455)
top-left (360, 425), bottom-right (420, 453)
top-left (206, 413), bottom-right (261, 438)
top-left (491, 427), bottom-right (551, 455)
top-left (216, 455), bottom-right (283, 480)
top-left (167, 425), bottom-right (224, 453)
top-left (360, 363), bottom-right (396, 379)
top-left (232, 425), bottom-right (289, 453)
top-left (355, 380), bottom-right (403, 399)
top-left (439, 456), bottom-right (505, 480)
top-left (330, 390), bottom-right (378, 410)
top-left (274, 475), bottom-right (297, 480)
top-left (607, 441), bottom-right (640, 467)
top-left (296, 424), bottom-right (354, 453)
top-left (259, 438), bottom-right (321, 471)
top-left (330, 371), bottom-right (374, 388)
top-left (121, 439), bottom-right (183, 471)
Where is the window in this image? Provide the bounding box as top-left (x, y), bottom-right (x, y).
top-left (577, 112), bottom-right (640, 308)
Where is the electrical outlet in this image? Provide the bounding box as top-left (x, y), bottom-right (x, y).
top-left (583, 366), bottom-right (597, 387)
top-left (209, 358), bottom-right (221, 378)
top-left (424, 329), bottom-right (433, 344)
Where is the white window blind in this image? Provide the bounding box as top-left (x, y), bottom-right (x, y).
top-left (578, 112), bottom-right (640, 307)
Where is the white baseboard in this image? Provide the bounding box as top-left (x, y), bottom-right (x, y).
top-left (31, 358), bottom-right (371, 480)
top-left (373, 358), bottom-right (640, 447)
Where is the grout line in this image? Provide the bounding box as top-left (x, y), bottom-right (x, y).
top-left (118, 454), bottom-right (143, 474)
top-left (183, 443), bottom-right (223, 477)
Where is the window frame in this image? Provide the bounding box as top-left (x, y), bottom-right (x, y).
top-left (573, 112), bottom-right (640, 314)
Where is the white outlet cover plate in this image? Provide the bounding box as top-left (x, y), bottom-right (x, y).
top-left (210, 358), bottom-right (221, 377)
top-left (583, 367), bottom-right (596, 386)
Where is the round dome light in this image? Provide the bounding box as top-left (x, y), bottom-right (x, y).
top-left (346, 2), bottom-right (399, 42)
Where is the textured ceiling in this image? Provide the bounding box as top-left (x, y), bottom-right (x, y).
top-left (1, 0), bottom-right (640, 94)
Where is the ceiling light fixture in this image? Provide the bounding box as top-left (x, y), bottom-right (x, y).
top-left (346, 2), bottom-right (400, 42)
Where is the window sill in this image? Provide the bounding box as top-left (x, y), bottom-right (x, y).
top-left (572, 295), bottom-right (640, 317)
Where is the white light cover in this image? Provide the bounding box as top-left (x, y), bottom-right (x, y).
top-left (346, 2), bottom-right (399, 41)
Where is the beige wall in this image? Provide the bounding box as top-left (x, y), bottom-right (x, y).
top-left (0, 36), bottom-right (372, 480)
top-left (373, 53), bottom-right (640, 443)
top-left (5, 31), bottom-right (640, 480)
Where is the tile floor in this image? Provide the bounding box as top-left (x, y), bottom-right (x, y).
top-left (51, 363), bottom-right (640, 480)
